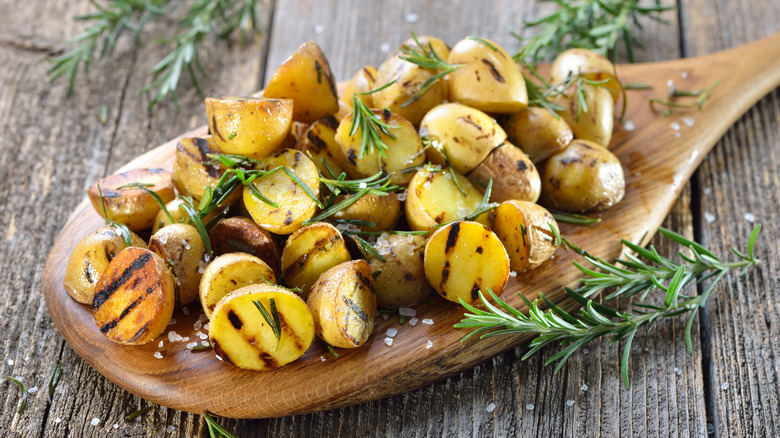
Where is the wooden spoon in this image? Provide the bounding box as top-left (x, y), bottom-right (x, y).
top-left (42, 32), bottom-right (780, 419)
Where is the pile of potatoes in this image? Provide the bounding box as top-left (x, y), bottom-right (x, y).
top-left (63, 35), bottom-right (626, 371)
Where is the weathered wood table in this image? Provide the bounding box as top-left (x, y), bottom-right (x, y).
top-left (1, 0), bottom-right (778, 436)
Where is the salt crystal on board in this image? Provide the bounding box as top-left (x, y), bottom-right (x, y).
top-left (186, 342), bottom-right (198, 349)
top-left (566, 400), bottom-right (576, 407)
top-left (182, 307), bottom-right (190, 316)
top-left (28, 386), bottom-right (38, 394)
top-left (422, 318), bottom-right (434, 325)
top-left (581, 384), bottom-right (589, 391)
top-left (704, 212), bottom-right (716, 223)
top-left (386, 328), bottom-right (398, 338)
top-left (321, 356), bottom-right (326, 362)
top-left (384, 337), bottom-right (394, 346)
top-left (674, 367), bottom-right (683, 375)
top-left (24, 357), bottom-right (29, 362)
top-left (90, 418), bottom-right (100, 426)
top-left (158, 341), bottom-right (164, 348)
top-left (426, 340), bottom-right (433, 349)
top-left (55, 418), bottom-right (62, 424)
top-left (405, 13), bottom-right (419, 23)
top-left (721, 382), bottom-right (729, 390)
top-left (113, 424), bottom-right (119, 429)
top-left (509, 271), bottom-right (517, 278)
top-left (381, 43), bottom-right (390, 53)
top-left (399, 308), bottom-right (416, 317)
top-left (7, 359), bottom-right (13, 366)
top-left (624, 120), bottom-right (635, 131)
top-left (526, 404), bottom-right (535, 411)
top-left (409, 317), bottom-right (419, 326)
top-left (745, 212), bottom-right (756, 223)
top-left (486, 402), bottom-right (496, 413)
top-left (682, 71), bottom-right (689, 78)
top-left (168, 319), bottom-right (177, 326)
top-left (314, 24), bottom-right (325, 34)
top-left (670, 122), bottom-right (681, 131)
top-left (154, 352), bottom-right (163, 359)
top-left (684, 117), bottom-right (695, 127)
top-left (166, 425), bottom-right (175, 433)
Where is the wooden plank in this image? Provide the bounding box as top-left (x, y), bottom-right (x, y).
top-left (681, 0), bottom-right (780, 436)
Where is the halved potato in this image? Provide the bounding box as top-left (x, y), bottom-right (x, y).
top-left (148, 223), bottom-right (206, 307)
top-left (172, 136), bottom-right (236, 202)
top-left (502, 106), bottom-right (573, 164)
top-left (342, 66), bottom-right (377, 108)
top-left (330, 192), bottom-right (402, 231)
top-left (242, 149), bottom-right (321, 235)
top-left (92, 247), bottom-right (175, 345)
top-left (209, 216), bottom-right (281, 276)
top-left (467, 141), bottom-right (541, 203)
top-left (209, 284), bottom-right (314, 370)
top-left (87, 168), bottom-right (175, 231)
top-left (205, 97), bottom-right (294, 160)
top-left (423, 221), bottom-right (510, 304)
top-left (280, 222), bottom-right (351, 299)
top-left (368, 234), bottom-right (431, 308)
top-left (299, 115), bottom-right (348, 177)
top-left (307, 260), bottom-right (376, 348)
top-left (63, 226), bottom-right (146, 304)
top-left (489, 200), bottom-right (558, 272)
top-left (151, 198), bottom-right (220, 235)
top-left (263, 41), bottom-right (340, 123)
top-left (199, 252), bottom-right (276, 319)
top-left (405, 166), bottom-right (488, 232)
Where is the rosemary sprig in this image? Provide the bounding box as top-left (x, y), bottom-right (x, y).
top-left (253, 298), bottom-right (282, 349)
top-left (203, 412), bottom-right (239, 438)
top-left (97, 184), bottom-right (133, 247)
top-left (48, 361), bottom-right (62, 403)
top-left (436, 177), bottom-right (499, 227)
top-left (456, 225), bottom-right (762, 389)
top-left (514, 0), bottom-right (675, 65)
top-left (398, 32), bottom-right (463, 107)
top-left (346, 233), bottom-right (387, 262)
top-left (650, 79), bottom-right (721, 114)
top-left (350, 82), bottom-right (401, 159)
top-left (548, 208), bottom-right (601, 225)
top-left (118, 182), bottom-right (174, 224)
top-left (5, 376), bottom-right (27, 414)
top-left (125, 406), bottom-right (153, 421)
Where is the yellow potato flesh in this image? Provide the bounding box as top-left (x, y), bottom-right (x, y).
top-left (342, 66), bottom-right (377, 108)
top-left (206, 97), bottom-right (294, 160)
top-left (300, 115), bottom-right (348, 177)
top-left (281, 222), bottom-right (351, 300)
top-left (199, 253), bottom-right (276, 319)
top-left (405, 166), bottom-right (487, 232)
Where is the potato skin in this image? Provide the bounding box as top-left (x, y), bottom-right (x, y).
top-left (423, 221), bottom-right (510, 304)
top-left (87, 168), bottom-right (175, 231)
top-left (554, 84), bottom-right (614, 148)
top-left (467, 141), bottom-right (541, 203)
top-left (330, 192), bottom-right (402, 231)
top-left (551, 48), bottom-right (621, 98)
top-left (199, 253), bottom-right (276, 319)
top-left (92, 247), bottom-right (175, 345)
top-left (151, 198), bottom-right (220, 235)
top-left (63, 226), bottom-right (146, 304)
top-left (172, 136), bottom-right (234, 201)
top-left (298, 115), bottom-right (348, 177)
top-left (148, 223), bottom-right (206, 307)
top-left (502, 106), bottom-right (573, 164)
top-left (280, 222), bottom-right (351, 299)
top-left (307, 260), bottom-right (376, 348)
top-left (209, 216), bottom-right (281, 276)
top-left (368, 234), bottom-right (431, 308)
top-left (540, 139), bottom-right (625, 213)
top-left (489, 201), bottom-right (558, 272)
top-left (342, 66), bottom-right (377, 108)
top-left (263, 41), bottom-right (340, 123)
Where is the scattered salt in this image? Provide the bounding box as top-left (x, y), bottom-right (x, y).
top-left (182, 239), bottom-right (190, 250)
top-left (182, 307), bottom-right (190, 316)
top-left (456, 207), bottom-right (470, 218)
top-left (384, 337), bottom-right (394, 346)
top-left (90, 418), bottom-right (100, 426)
top-left (670, 122), bottom-right (681, 131)
top-left (321, 356), bottom-right (326, 362)
top-left (674, 367), bottom-right (682, 375)
top-left (509, 271), bottom-right (517, 278)
top-left (166, 425), bottom-right (175, 433)
top-left (409, 317), bottom-right (419, 326)
top-left (580, 384), bottom-right (589, 392)
top-left (624, 120), bottom-right (635, 131)
top-left (486, 402), bottom-right (496, 413)
top-left (197, 331), bottom-right (208, 340)
top-left (358, 182), bottom-right (367, 189)
top-left (682, 71), bottom-right (689, 79)
top-left (426, 340), bottom-right (433, 349)
top-left (204, 323), bottom-right (210, 330)
top-left (676, 132), bottom-right (682, 138)
top-left (704, 212), bottom-right (716, 223)
top-left (566, 400), bottom-right (575, 407)
top-left (28, 386), bottom-right (38, 394)
top-left (186, 342), bottom-right (198, 349)
top-left (7, 359), bottom-right (13, 366)
top-left (422, 318), bottom-right (434, 325)
top-left (703, 187), bottom-right (712, 195)
top-left (399, 308), bottom-right (416, 317)
top-left (114, 424), bottom-right (119, 429)
top-left (582, 348), bottom-right (589, 356)
top-left (382, 314), bottom-right (389, 320)
top-left (314, 24), bottom-right (325, 35)
top-left (54, 418), bottom-right (62, 424)
top-left (397, 190), bottom-right (407, 202)
top-left (154, 352), bottom-right (163, 359)
top-left (744, 212), bottom-right (755, 223)
top-left (158, 234), bottom-right (168, 245)
top-left (721, 382), bottom-right (729, 390)
top-left (168, 319), bottom-right (177, 326)
top-left (181, 337), bottom-right (189, 342)
top-left (423, 181), bottom-right (432, 189)
top-left (667, 79), bottom-right (674, 88)
top-left (194, 320), bottom-right (203, 331)
top-left (201, 341), bottom-right (209, 347)
top-left (380, 43), bottom-right (390, 53)
top-left (24, 357), bottom-right (29, 362)
top-left (526, 404), bottom-right (535, 411)
top-left (158, 341), bottom-right (164, 348)
top-left (405, 12), bottom-right (419, 23)
top-left (168, 331), bottom-right (183, 342)
top-left (216, 354), bottom-right (223, 361)
top-left (684, 117), bottom-right (695, 127)
top-left (386, 328), bottom-right (398, 338)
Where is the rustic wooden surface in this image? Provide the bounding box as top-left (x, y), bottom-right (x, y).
top-left (1, 0), bottom-right (778, 436)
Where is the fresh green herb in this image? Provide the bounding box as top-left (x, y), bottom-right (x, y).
top-left (227, 238), bottom-right (256, 255)
top-left (188, 342), bottom-right (213, 352)
top-left (305, 172), bottom-right (399, 225)
top-left (548, 208), bottom-right (602, 224)
top-left (47, 361), bottom-right (62, 403)
top-left (203, 412), bottom-right (239, 438)
top-left (206, 153), bottom-right (261, 168)
top-left (253, 298), bottom-right (282, 349)
top-left (5, 376), bottom-right (27, 414)
top-left (125, 406), bottom-right (153, 421)
top-left (650, 79), bottom-right (721, 113)
top-left (96, 104), bottom-right (108, 124)
top-left (49, 0), bottom-right (263, 107)
top-left (514, 0), bottom-right (675, 65)
top-left (179, 202), bottom-right (212, 255)
top-left (548, 221), bottom-right (563, 248)
top-left (465, 36), bottom-right (499, 52)
top-left (398, 32), bottom-right (463, 107)
top-left (624, 82), bottom-right (653, 90)
top-left (282, 167), bottom-right (324, 209)
top-left (330, 218), bottom-right (378, 228)
top-left (439, 145), bottom-right (467, 197)
top-left (350, 82), bottom-right (401, 159)
top-left (326, 343), bottom-right (340, 359)
top-left (347, 233), bottom-right (386, 262)
top-left (118, 182), bottom-right (174, 225)
top-left (456, 225), bottom-right (762, 389)
top-left (97, 184), bottom-right (133, 247)
top-left (227, 132), bottom-right (237, 140)
top-left (399, 314), bottom-right (407, 325)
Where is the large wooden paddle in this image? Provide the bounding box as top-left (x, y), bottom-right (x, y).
top-left (42, 32), bottom-right (780, 419)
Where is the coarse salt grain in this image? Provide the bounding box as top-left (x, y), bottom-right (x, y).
top-left (422, 318), bottom-right (434, 325)
top-left (670, 122), bottom-right (680, 131)
top-left (397, 191), bottom-right (407, 201)
top-left (566, 400), bottom-right (575, 407)
top-left (24, 357), bottom-right (29, 362)
top-left (55, 418), bottom-right (62, 423)
top-left (703, 187), bottom-right (712, 195)
top-left (90, 418), bottom-right (100, 426)
top-left (28, 386), bottom-right (38, 394)
top-left (409, 317), bottom-right (419, 326)
top-left (154, 352), bottom-right (163, 359)
top-left (181, 337), bottom-right (189, 342)
top-left (676, 132), bottom-right (682, 138)
top-left (182, 240), bottom-right (190, 250)
top-left (194, 320), bottom-right (203, 331)
top-left (582, 348), bottom-right (589, 355)
top-left (197, 331), bottom-right (208, 340)
top-left (314, 24), bottom-right (325, 34)
top-left (526, 404), bottom-right (535, 411)
top-left (682, 71), bottom-right (689, 78)
top-left (381, 43), bottom-right (390, 53)
top-left (745, 212), bottom-right (756, 223)
top-left (186, 342), bottom-right (198, 349)
top-left (721, 382), bottom-right (729, 390)
top-left (667, 79), bottom-right (674, 87)
top-left (384, 337), bottom-right (394, 346)
top-left (624, 120), bottom-right (635, 131)
top-left (7, 359), bottom-right (13, 366)
top-left (168, 319), bottom-right (177, 326)
top-left (704, 212), bottom-right (716, 223)
top-left (182, 307), bottom-right (190, 316)
top-left (114, 424), bottom-right (119, 429)
top-left (581, 384), bottom-right (589, 391)
top-left (423, 181), bottom-right (432, 189)
top-left (486, 402), bottom-right (496, 413)
top-left (204, 323), bottom-right (210, 330)
top-left (166, 425), bottom-right (175, 433)
top-left (509, 271), bottom-right (517, 278)
top-left (426, 340), bottom-right (433, 349)
top-left (158, 341), bottom-right (164, 348)
top-left (405, 12), bottom-right (419, 23)
top-left (684, 117), bottom-right (695, 127)
top-left (399, 308), bottom-right (416, 317)
top-left (386, 328), bottom-right (398, 338)
top-left (674, 367), bottom-right (682, 375)
top-left (201, 341), bottom-right (209, 347)
top-left (216, 354), bottom-right (223, 361)
top-left (382, 314), bottom-right (389, 320)
top-left (168, 331), bottom-right (182, 342)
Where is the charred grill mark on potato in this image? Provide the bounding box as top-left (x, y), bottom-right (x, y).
top-left (99, 295), bottom-right (144, 333)
top-left (84, 260), bottom-right (94, 284)
top-left (211, 114), bottom-right (225, 142)
top-left (481, 59), bottom-right (505, 83)
top-left (228, 310), bottom-right (243, 330)
top-left (343, 296), bottom-right (370, 323)
top-left (128, 321), bottom-right (150, 343)
top-left (445, 222), bottom-right (461, 253)
top-left (470, 283), bottom-right (481, 301)
top-left (92, 252), bottom-right (151, 310)
top-left (211, 340), bottom-right (234, 365)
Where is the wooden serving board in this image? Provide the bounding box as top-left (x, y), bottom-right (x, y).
top-left (42, 32), bottom-right (780, 419)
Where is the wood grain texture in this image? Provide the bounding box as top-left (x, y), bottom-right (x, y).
top-left (2, 0), bottom-right (780, 435)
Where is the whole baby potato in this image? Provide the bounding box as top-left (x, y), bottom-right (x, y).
top-left (467, 141), bottom-right (540, 203)
top-left (87, 168), bottom-right (175, 231)
top-left (502, 106), bottom-right (573, 164)
top-left (551, 48), bottom-right (622, 99)
top-left (368, 234), bottom-right (431, 308)
top-left (553, 84), bottom-right (614, 148)
top-left (540, 139), bottom-right (625, 213)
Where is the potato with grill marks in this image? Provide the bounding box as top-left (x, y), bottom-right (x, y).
top-left (199, 253), bottom-right (276, 319)
top-left (172, 136), bottom-right (239, 204)
top-left (330, 192), bottom-right (402, 232)
top-left (208, 284), bottom-right (314, 371)
top-left (307, 260), bottom-right (376, 348)
top-left (490, 200), bottom-right (558, 273)
top-left (341, 66), bottom-right (377, 108)
top-left (280, 223), bottom-right (351, 300)
top-left (206, 97), bottom-right (294, 160)
top-left (502, 106), bottom-right (573, 164)
top-left (209, 216), bottom-right (281, 276)
top-left (87, 168), bottom-right (175, 231)
top-left (148, 224), bottom-right (206, 307)
top-left (405, 166), bottom-right (488, 232)
top-left (423, 221), bottom-right (510, 304)
top-left (467, 141), bottom-right (541, 203)
top-left (151, 198), bottom-right (220, 235)
top-left (92, 247), bottom-right (175, 345)
top-left (298, 115), bottom-right (348, 177)
top-left (63, 226), bottom-right (147, 305)
top-left (242, 149), bottom-right (321, 235)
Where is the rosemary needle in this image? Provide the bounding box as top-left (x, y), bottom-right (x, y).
top-left (203, 412), bottom-right (239, 438)
top-left (125, 406), bottom-right (153, 422)
top-left (48, 361), bottom-right (62, 403)
top-left (398, 32), bottom-right (463, 107)
top-left (350, 82), bottom-right (401, 159)
top-left (5, 376), bottom-right (27, 414)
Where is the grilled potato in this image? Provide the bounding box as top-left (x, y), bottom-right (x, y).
top-left (424, 221), bottom-right (510, 304)
top-left (405, 166), bottom-right (488, 232)
top-left (489, 200), bottom-right (558, 272)
top-left (299, 115), bottom-right (348, 177)
top-left (551, 48), bottom-right (622, 99)
top-left (280, 222), bottom-right (351, 299)
top-left (209, 284), bottom-right (314, 370)
top-left (151, 198), bottom-right (220, 235)
top-left (421, 103), bottom-right (506, 174)
top-left (205, 97), bottom-right (294, 160)
top-left (199, 253), bottom-right (276, 319)
top-left (540, 139), bottom-right (625, 213)
top-left (342, 66), bottom-right (377, 108)
top-left (330, 192), bottom-right (402, 231)
top-left (148, 224), bottom-right (206, 307)
top-left (263, 41), bottom-right (340, 124)
top-left (502, 106), bottom-right (573, 164)
top-left (209, 216), bottom-right (281, 276)
top-left (172, 136), bottom-right (237, 202)
top-left (87, 168), bottom-right (175, 231)
top-left (242, 149), bottom-right (321, 235)
top-left (367, 234), bottom-right (431, 308)
top-left (307, 260), bottom-right (376, 348)
top-left (467, 141), bottom-right (541, 203)
top-left (63, 226), bottom-right (146, 305)
top-left (92, 247), bottom-right (175, 345)
top-left (553, 83), bottom-right (614, 148)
